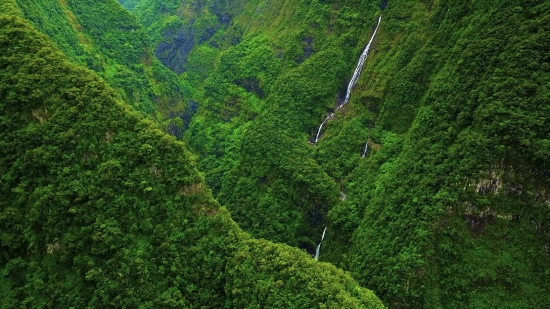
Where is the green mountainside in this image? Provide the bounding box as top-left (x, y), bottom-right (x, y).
top-left (0, 1), bottom-right (384, 308)
top-left (345, 2), bottom-right (550, 307)
top-left (130, 0), bottom-right (550, 308)
top-left (133, 0), bottom-right (382, 249)
top-left (2, 0), bottom-right (550, 307)
top-left (14, 0), bottom-right (192, 135)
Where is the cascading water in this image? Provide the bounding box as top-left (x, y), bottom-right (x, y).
top-left (314, 227), bottom-right (327, 260)
top-left (310, 17), bottom-right (381, 261)
top-left (312, 16), bottom-right (382, 144)
top-left (314, 113), bottom-right (333, 143)
top-left (344, 16), bottom-right (381, 104)
top-left (361, 142), bottom-right (369, 158)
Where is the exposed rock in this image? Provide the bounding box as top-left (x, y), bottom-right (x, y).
top-left (464, 214), bottom-right (493, 234)
top-left (155, 26), bottom-right (195, 74)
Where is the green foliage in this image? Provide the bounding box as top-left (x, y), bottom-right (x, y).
top-left (9, 0), bottom-right (550, 307)
top-left (190, 1), bottom-right (384, 253)
top-left (226, 238), bottom-right (385, 309)
top-left (0, 7), bottom-right (384, 308)
top-left (138, 0), bottom-right (550, 307)
top-left (15, 0), bottom-right (191, 132)
top-left (128, 0), bottom-right (379, 252)
top-left (134, 0), bottom-right (247, 74)
top-left (340, 0), bottom-right (550, 307)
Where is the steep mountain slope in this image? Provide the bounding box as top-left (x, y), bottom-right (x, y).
top-left (133, 0), bottom-right (382, 251)
top-left (340, 1), bottom-right (550, 307)
top-left (15, 0), bottom-right (192, 135)
top-left (0, 2), bottom-right (385, 308)
top-left (132, 0), bottom-right (246, 74)
top-left (129, 0), bottom-right (550, 308)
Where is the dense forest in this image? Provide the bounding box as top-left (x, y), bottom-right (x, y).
top-left (0, 0), bottom-right (384, 308)
top-left (2, 0), bottom-right (550, 308)
top-left (14, 0), bottom-right (193, 135)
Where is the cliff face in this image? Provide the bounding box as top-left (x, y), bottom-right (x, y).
top-left (0, 1), bottom-right (385, 308)
top-left (117, 0), bottom-right (143, 11)
top-left (15, 0), bottom-right (192, 135)
top-left (131, 0), bottom-right (383, 252)
top-left (129, 0), bottom-right (550, 307)
top-left (4, 0), bottom-right (549, 307)
top-left (344, 1), bottom-right (550, 307)
top-left (133, 0), bottom-right (245, 74)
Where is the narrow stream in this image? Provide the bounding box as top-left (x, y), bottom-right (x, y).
top-left (311, 16), bottom-right (382, 260)
top-left (361, 142), bottom-right (369, 158)
top-left (314, 227), bottom-right (327, 260)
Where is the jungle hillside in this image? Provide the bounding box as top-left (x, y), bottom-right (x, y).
top-left (2, 0), bottom-right (550, 308)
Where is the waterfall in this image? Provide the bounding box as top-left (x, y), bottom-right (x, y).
top-left (312, 16), bottom-right (381, 144)
top-left (344, 16), bottom-right (381, 104)
top-left (314, 227), bottom-right (327, 260)
top-left (314, 113), bottom-right (333, 143)
top-left (361, 142), bottom-right (368, 158)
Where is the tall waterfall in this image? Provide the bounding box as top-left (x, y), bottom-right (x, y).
top-left (344, 15), bottom-right (381, 104)
top-left (312, 16), bottom-right (381, 144)
top-left (314, 227), bottom-right (327, 260)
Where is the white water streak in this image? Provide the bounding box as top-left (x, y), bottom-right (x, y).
top-left (340, 189), bottom-right (347, 201)
top-left (313, 16), bottom-right (381, 144)
top-left (314, 227), bottom-right (327, 260)
top-left (344, 16), bottom-right (381, 103)
top-left (314, 113), bottom-right (333, 143)
top-left (361, 142), bottom-right (368, 158)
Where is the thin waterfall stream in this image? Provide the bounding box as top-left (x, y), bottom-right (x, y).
top-left (361, 142), bottom-right (369, 158)
top-left (340, 189), bottom-right (347, 201)
top-left (311, 16), bottom-right (381, 261)
top-left (314, 227), bottom-right (327, 260)
top-left (312, 16), bottom-right (381, 144)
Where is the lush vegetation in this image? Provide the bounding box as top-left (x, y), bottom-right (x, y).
top-left (345, 1), bottom-right (550, 307)
top-left (0, 2), bottom-right (385, 308)
top-left (3, 0), bottom-right (550, 307)
top-left (132, 0), bottom-right (550, 308)
top-left (15, 0), bottom-right (192, 134)
top-left (133, 0), bottom-right (383, 252)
